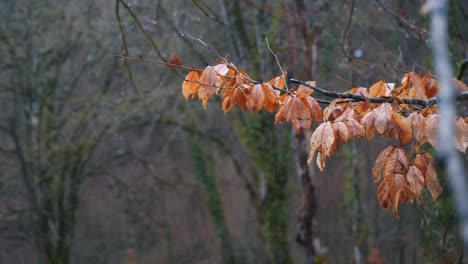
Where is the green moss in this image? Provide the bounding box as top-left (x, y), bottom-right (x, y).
top-left (235, 111), bottom-right (293, 264)
top-left (190, 136), bottom-right (235, 264)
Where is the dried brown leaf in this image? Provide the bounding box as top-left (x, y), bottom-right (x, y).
top-left (372, 146), bottom-right (408, 183)
top-left (274, 95), bottom-right (293, 125)
top-left (182, 71), bottom-right (201, 100)
top-left (332, 122), bottom-right (349, 143)
top-left (424, 114), bottom-right (439, 150)
top-left (212, 63), bottom-right (229, 76)
top-left (377, 175), bottom-right (393, 210)
top-left (422, 73), bottom-right (438, 98)
top-left (407, 166), bottom-right (424, 198)
top-left (374, 103), bottom-right (393, 135)
top-left (247, 84), bottom-right (265, 112)
top-left (198, 66), bottom-right (223, 108)
top-left (408, 73), bottom-right (427, 99)
top-left (456, 117), bottom-right (467, 153)
top-left (308, 121), bottom-right (334, 169)
top-left (372, 146), bottom-right (395, 182)
top-left (262, 84), bottom-right (279, 113)
top-left (368, 80), bottom-right (387, 97)
top-left (345, 118), bottom-right (365, 138)
top-left (360, 110), bottom-right (376, 139)
top-left (290, 97), bottom-right (312, 134)
top-left (296, 81), bottom-right (315, 98)
top-left (392, 112), bottom-right (412, 145)
top-left (303, 96), bottom-right (323, 121)
top-left (407, 112), bottom-right (427, 144)
top-left (413, 153), bottom-right (442, 201)
top-left (267, 71), bottom-right (287, 89)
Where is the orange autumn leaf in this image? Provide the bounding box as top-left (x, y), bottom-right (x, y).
top-left (408, 73), bottom-right (427, 99)
top-left (268, 71), bottom-right (287, 89)
top-left (262, 84), bottom-right (280, 113)
top-left (455, 117), bottom-right (467, 153)
top-left (308, 121), bottom-right (334, 170)
top-left (222, 87), bottom-right (250, 113)
top-left (198, 66), bottom-right (223, 108)
top-left (423, 114), bottom-right (439, 150)
top-left (413, 153), bottom-right (442, 201)
top-left (373, 103), bottom-right (393, 136)
top-left (407, 112), bottom-right (427, 145)
top-left (274, 87), bottom-right (322, 133)
top-left (347, 87), bottom-right (370, 114)
top-left (182, 70), bottom-right (201, 100)
top-left (212, 63), bottom-right (230, 76)
top-left (296, 81), bottom-right (315, 98)
top-left (290, 98), bottom-right (312, 134)
top-left (421, 73), bottom-right (438, 98)
top-left (345, 118), bottom-right (365, 138)
top-left (360, 110), bottom-right (377, 139)
top-left (372, 146), bottom-right (409, 183)
top-left (275, 94), bottom-right (312, 134)
top-left (368, 80), bottom-right (387, 97)
top-left (374, 147), bottom-right (413, 219)
top-left (331, 107), bottom-right (365, 139)
top-left (391, 112), bottom-right (412, 145)
top-left (391, 174), bottom-right (413, 219)
top-left (275, 94), bottom-right (293, 124)
top-left (377, 173), bottom-right (412, 219)
top-left (454, 78), bottom-right (468, 92)
top-left (247, 84), bottom-right (265, 112)
top-left (332, 121), bottom-right (349, 144)
top-left (407, 166), bottom-right (425, 199)
top-left (303, 96), bottom-right (323, 121)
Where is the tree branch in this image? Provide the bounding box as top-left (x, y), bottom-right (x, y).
top-left (456, 58), bottom-right (468, 80)
top-left (115, 0), bottom-right (139, 94)
top-left (290, 78), bottom-right (468, 107)
top-left (375, 0), bottom-right (428, 39)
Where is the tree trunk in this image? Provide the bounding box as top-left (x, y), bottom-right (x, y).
top-left (294, 132), bottom-right (318, 264)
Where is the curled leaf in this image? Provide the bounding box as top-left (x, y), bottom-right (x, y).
top-left (308, 121), bottom-right (334, 170)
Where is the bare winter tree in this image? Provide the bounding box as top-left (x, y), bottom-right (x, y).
top-left (0, 1), bottom-right (168, 263)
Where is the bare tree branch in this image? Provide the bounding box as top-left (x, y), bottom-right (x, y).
top-left (456, 58), bottom-right (468, 80)
top-left (290, 78), bottom-right (468, 107)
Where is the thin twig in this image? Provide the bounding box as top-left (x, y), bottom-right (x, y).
top-left (117, 0), bottom-right (165, 60)
top-left (265, 37), bottom-right (288, 90)
top-left (375, 0), bottom-right (428, 39)
top-left (340, 0), bottom-right (355, 59)
top-left (179, 31), bottom-right (225, 61)
top-left (116, 0), bottom-right (139, 95)
top-left (116, 55), bottom-right (201, 72)
top-left (191, 0), bottom-right (225, 25)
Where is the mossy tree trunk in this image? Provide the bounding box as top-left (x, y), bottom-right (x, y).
top-left (190, 136), bottom-right (236, 264)
top-left (237, 112), bottom-right (293, 264)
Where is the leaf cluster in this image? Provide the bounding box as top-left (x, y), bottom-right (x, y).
top-left (182, 61), bottom-right (468, 218)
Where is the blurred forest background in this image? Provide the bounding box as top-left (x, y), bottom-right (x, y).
top-left (0, 0), bottom-right (467, 263)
